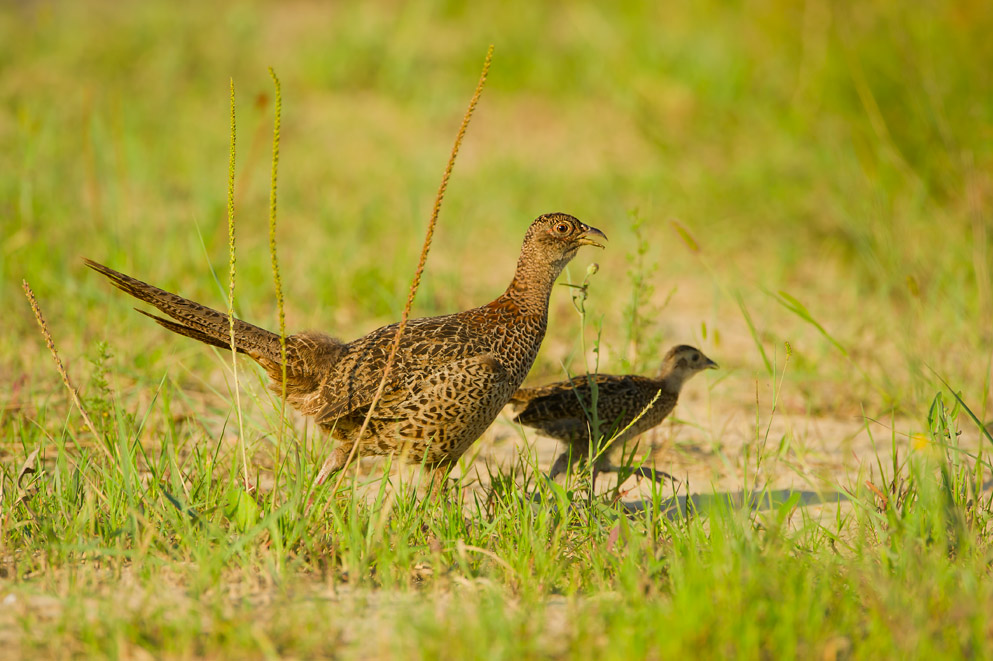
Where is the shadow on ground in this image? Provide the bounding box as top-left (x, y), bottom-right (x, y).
top-left (622, 488), bottom-right (850, 518)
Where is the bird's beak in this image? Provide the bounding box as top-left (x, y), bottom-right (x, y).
top-left (705, 357), bottom-right (719, 370)
top-left (577, 225), bottom-right (607, 248)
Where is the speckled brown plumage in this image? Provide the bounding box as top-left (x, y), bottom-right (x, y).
top-left (85, 213), bottom-right (605, 486)
top-left (511, 345), bottom-right (717, 482)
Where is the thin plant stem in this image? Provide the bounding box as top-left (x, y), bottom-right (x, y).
top-left (22, 280), bottom-right (114, 463)
top-left (267, 67), bottom-right (289, 454)
top-left (319, 45), bottom-right (494, 503)
top-left (226, 78), bottom-right (250, 488)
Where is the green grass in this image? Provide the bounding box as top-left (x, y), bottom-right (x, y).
top-left (3, 0), bottom-right (993, 657)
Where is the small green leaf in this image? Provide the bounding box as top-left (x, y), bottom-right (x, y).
top-left (225, 489), bottom-right (259, 531)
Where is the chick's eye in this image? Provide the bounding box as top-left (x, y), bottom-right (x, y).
top-left (692, 354), bottom-right (699, 362)
top-left (554, 222), bottom-right (570, 234)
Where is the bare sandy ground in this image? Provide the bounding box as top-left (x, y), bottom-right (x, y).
top-left (338, 379), bottom-right (962, 523)
top-left (448, 365), bottom-right (987, 520)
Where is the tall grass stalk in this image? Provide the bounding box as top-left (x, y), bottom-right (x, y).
top-left (224, 79), bottom-right (249, 488)
top-left (558, 264), bottom-right (603, 499)
top-left (266, 67), bottom-right (289, 455)
top-left (622, 212), bottom-right (660, 371)
top-left (321, 45), bottom-right (494, 498)
top-left (21, 280), bottom-right (111, 463)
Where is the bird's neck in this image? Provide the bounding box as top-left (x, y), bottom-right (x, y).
top-left (658, 371), bottom-right (687, 395)
top-left (492, 251), bottom-right (566, 316)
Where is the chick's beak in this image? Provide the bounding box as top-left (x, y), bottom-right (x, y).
top-left (577, 225), bottom-right (607, 248)
top-left (704, 357), bottom-right (719, 370)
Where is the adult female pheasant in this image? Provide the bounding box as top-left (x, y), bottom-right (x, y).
top-left (511, 345), bottom-right (717, 483)
top-left (86, 213), bottom-right (605, 487)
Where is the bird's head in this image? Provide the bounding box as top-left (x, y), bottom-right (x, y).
top-left (519, 212), bottom-right (607, 276)
top-left (661, 345), bottom-right (719, 387)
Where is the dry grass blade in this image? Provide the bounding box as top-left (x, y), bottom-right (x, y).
top-left (865, 479), bottom-right (889, 508)
top-left (318, 45), bottom-right (495, 501)
top-left (16, 447), bottom-right (40, 489)
top-left (21, 280), bottom-right (114, 462)
top-left (670, 219), bottom-right (700, 254)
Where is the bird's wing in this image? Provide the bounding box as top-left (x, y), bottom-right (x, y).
top-left (513, 374), bottom-right (642, 420)
top-left (314, 311), bottom-right (498, 424)
top-left (514, 375), bottom-right (660, 443)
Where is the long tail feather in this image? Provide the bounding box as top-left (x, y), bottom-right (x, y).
top-left (84, 258), bottom-right (280, 362)
top-left (134, 308), bottom-right (242, 353)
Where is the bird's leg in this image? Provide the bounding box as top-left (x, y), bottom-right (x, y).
top-left (425, 464), bottom-right (454, 499)
top-left (597, 462), bottom-right (678, 485)
top-left (630, 465), bottom-right (678, 485)
top-left (313, 444), bottom-right (354, 487)
top-left (548, 449), bottom-right (572, 480)
top-left (304, 444), bottom-right (355, 514)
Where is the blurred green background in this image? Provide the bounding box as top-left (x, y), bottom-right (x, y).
top-left (3, 0), bottom-right (991, 417)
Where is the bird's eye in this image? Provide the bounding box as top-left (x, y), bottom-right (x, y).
top-left (554, 222), bottom-right (570, 234)
top-left (692, 354), bottom-right (699, 362)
